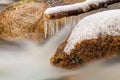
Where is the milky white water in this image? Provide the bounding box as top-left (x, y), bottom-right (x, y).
top-left (0, 1), bottom-right (76, 80)
top-left (1, 1), bottom-right (120, 80)
top-left (0, 17), bottom-right (73, 80)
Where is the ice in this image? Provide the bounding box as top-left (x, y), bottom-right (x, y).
top-left (44, 19), bottom-right (58, 38)
top-left (44, 16), bottom-right (79, 38)
top-left (44, 19), bottom-right (60, 38)
top-left (44, 20), bottom-right (48, 38)
top-left (64, 17), bottom-right (67, 28)
top-left (70, 17), bottom-right (73, 31)
top-left (55, 20), bottom-right (59, 33)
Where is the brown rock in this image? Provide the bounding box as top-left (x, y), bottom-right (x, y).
top-left (0, 0), bottom-right (48, 43)
top-left (51, 36), bottom-right (120, 69)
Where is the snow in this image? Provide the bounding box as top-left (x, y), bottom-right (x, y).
top-left (64, 10), bottom-right (120, 54)
top-left (44, 0), bottom-right (108, 15)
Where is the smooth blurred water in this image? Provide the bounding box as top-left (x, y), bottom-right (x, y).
top-left (0, 2), bottom-right (73, 79)
top-left (0, 23), bottom-right (73, 80)
top-left (0, 1), bottom-right (120, 80)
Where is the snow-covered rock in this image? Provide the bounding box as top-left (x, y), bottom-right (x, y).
top-left (64, 10), bottom-right (120, 54)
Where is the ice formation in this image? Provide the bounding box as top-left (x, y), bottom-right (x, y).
top-left (44, 16), bottom-right (80, 38)
top-left (64, 10), bottom-right (120, 54)
top-left (44, 19), bottom-right (60, 38)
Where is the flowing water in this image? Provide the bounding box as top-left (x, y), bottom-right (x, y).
top-left (0, 2), bottom-right (105, 80)
top-left (0, 26), bottom-right (72, 80)
top-left (0, 2), bottom-right (75, 79)
top-left (1, 1), bottom-right (120, 80)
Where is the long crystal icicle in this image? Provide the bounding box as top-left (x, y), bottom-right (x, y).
top-left (56, 20), bottom-right (59, 33)
top-left (50, 21), bottom-right (52, 37)
top-left (70, 16), bottom-right (73, 30)
top-left (51, 21), bottom-right (55, 37)
top-left (64, 17), bottom-right (67, 28)
top-left (48, 20), bottom-right (51, 38)
top-left (44, 20), bottom-right (48, 38)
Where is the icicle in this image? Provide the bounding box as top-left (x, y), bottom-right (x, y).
top-left (44, 19), bottom-right (59, 38)
top-left (51, 20), bottom-right (55, 37)
top-left (72, 16), bottom-right (75, 28)
top-left (49, 20), bottom-right (55, 37)
top-left (75, 16), bottom-right (78, 27)
top-left (50, 20), bottom-right (53, 37)
top-left (64, 17), bottom-right (67, 28)
top-left (47, 20), bottom-right (51, 38)
top-left (44, 15), bottom-right (81, 38)
top-left (70, 16), bottom-right (73, 30)
top-left (55, 20), bottom-right (59, 33)
top-left (44, 20), bottom-right (48, 38)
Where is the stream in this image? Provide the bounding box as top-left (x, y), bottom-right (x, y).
top-left (1, 1), bottom-right (120, 80)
